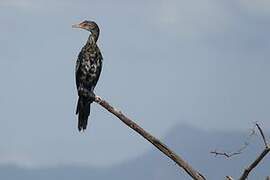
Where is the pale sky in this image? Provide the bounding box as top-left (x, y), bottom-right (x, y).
top-left (0, 0), bottom-right (270, 168)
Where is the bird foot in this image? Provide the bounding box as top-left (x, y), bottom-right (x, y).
top-left (78, 87), bottom-right (95, 102)
top-left (88, 91), bottom-right (96, 102)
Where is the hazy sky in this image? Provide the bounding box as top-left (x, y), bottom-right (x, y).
top-left (0, 0), bottom-right (270, 168)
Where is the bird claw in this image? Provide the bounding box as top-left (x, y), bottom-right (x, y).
top-left (88, 91), bottom-right (96, 102)
top-left (78, 87), bottom-right (95, 102)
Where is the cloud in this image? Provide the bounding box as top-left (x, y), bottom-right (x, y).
top-left (1, 0), bottom-right (270, 168)
top-left (0, 0), bottom-right (76, 12)
top-left (149, 0), bottom-right (236, 40)
top-left (239, 0), bottom-right (270, 16)
top-left (0, 151), bottom-right (35, 168)
top-left (147, 0), bottom-right (270, 43)
top-left (0, 0), bottom-right (37, 9)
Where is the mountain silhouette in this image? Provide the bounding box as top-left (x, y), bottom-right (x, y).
top-left (1, 124), bottom-right (269, 180)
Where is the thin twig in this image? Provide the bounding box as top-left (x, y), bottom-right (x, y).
top-left (255, 123), bottom-right (268, 148)
top-left (210, 150), bottom-right (242, 158)
top-left (210, 123), bottom-right (269, 179)
top-left (94, 96), bottom-right (206, 180)
top-left (210, 127), bottom-right (256, 158)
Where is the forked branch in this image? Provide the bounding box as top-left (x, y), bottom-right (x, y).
top-left (239, 123), bottom-right (270, 180)
top-left (211, 123), bottom-right (269, 180)
top-left (92, 95), bottom-right (269, 180)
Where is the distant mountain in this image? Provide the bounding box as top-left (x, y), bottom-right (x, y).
top-left (1, 124), bottom-right (269, 180)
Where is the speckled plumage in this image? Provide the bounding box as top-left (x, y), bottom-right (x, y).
top-left (74, 21), bottom-right (103, 131)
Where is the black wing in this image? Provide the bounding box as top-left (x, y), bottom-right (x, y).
top-left (75, 45), bottom-right (103, 92)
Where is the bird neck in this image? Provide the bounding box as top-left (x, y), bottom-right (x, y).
top-left (87, 30), bottom-right (99, 44)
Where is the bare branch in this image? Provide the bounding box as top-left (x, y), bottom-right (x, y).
top-left (255, 123), bottom-right (268, 148)
top-left (210, 127), bottom-right (255, 158)
top-left (210, 150), bottom-right (242, 158)
top-left (239, 147), bottom-right (270, 180)
top-left (238, 123), bottom-right (270, 180)
top-left (210, 123), bottom-right (269, 179)
top-left (94, 96), bottom-right (205, 180)
top-left (225, 176), bottom-right (234, 180)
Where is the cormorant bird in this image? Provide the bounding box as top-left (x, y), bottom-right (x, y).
top-left (72, 20), bottom-right (103, 131)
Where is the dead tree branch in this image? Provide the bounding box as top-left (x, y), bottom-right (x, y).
top-left (210, 123), bottom-right (269, 180)
top-left (94, 96), bottom-right (205, 180)
top-left (210, 127), bottom-right (256, 158)
top-left (91, 94), bottom-right (269, 180)
top-left (225, 176), bottom-right (234, 180)
top-left (210, 150), bottom-right (243, 158)
top-left (256, 123), bottom-right (268, 148)
top-left (239, 123), bottom-right (270, 180)
top-left (239, 147), bottom-right (270, 180)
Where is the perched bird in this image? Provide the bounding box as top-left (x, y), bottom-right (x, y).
top-left (72, 20), bottom-right (103, 131)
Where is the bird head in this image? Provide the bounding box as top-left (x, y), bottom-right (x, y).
top-left (72, 20), bottom-right (99, 34)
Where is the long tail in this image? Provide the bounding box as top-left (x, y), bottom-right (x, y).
top-left (76, 96), bottom-right (91, 131)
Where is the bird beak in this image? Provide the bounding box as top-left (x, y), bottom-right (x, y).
top-left (72, 23), bottom-right (81, 28)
